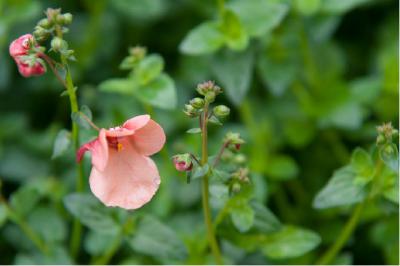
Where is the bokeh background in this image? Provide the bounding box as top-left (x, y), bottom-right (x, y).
top-left (0, 0), bottom-right (398, 264)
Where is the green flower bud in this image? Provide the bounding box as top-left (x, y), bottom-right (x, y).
top-left (234, 154), bottom-right (246, 164)
top-left (231, 182), bottom-right (241, 193)
top-left (376, 134), bottom-right (386, 145)
top-left (205, 91), bottom-right (216, 103)
top-left (213, 105), bottom-right (230, 118)
top-left (51, 37), bottom-right (68, 52)
top-left (38, 18), bottom-right (51, 29)
top-left (62, 13), bottom-right (73, 24)
top-left (183, 104), bottom-right (198, 117)
top-left (33, 26), bottom-right (48, 39)
top-left (190, 97), bottom-right (204, 109)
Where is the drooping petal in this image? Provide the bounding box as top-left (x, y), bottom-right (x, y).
top-left (123, 115), bottom-right (150, 131)
top-left (76, 129), bottom-right (109, 171)
top-left (9, 34), bottom-right (32, 57)
top-left (131, 119), bottom-right (166, 156)
top-left (89, 138), bottom-right (160, 209)
top-left (104, 127), bottom-right (134, 138)
top-left (15, 58), bottom-right (46, 77)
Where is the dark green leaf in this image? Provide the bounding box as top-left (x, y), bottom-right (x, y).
top-left (179, 21), bottom-right (225, 55)
top-left (128, 215), bottom-right (188, 261)
top-left (64, 193), bottom-right (120, 234)
top-left (250, 201), bottom-right (281, 233)
top-left (27, 207), bottom-right (66, 243)
top-left (0, 203), bottom-right (8, 228)
top-left (51, 129), bottom-right (71, 159)
top-left (262, 226), bottom-right (321, 259)
top-left (10, 186), bottom-right (40, 217)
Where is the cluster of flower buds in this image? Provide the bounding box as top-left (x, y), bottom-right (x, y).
top-left (9, 34), bottom-right (46, 77)
top-left (224, 132), bottom-right (245, 151)
top-left (230, 168), bottom-right (250, 194)
top-left (120, 46), bottom-right (147, 70)
top-left (196, 80), bottom-right (222, 103)
top-left (172, 153), bottom-right (193, 172)
top-left (376, 122), bottom-right (398, 145)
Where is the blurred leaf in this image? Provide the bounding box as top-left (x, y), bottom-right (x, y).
top-left (110, 0), bottom-right (167, 23)
top-left (134, 54), bottom-right (164, 85)
top-left (351, 147), bottom-right (374, 185)
top-left (379, 143), bottom-right (399, 174)
top-left (227, 0), bottom-right (288, 37)
top-left (10, 186), bottom-right (40, 217)
top-left (209, 115), bottom-right (222, 126)
top-left (294, 0), bottom-right (321, 16)
top-left (27, 207), bottom-right (66, 244)
top-left (64, 193), bottom-right (120, 234)
top-left (180, 21), bottom-right (225, 55)
top-left (14, 246), bottom-right (72, 265)
top-left (191, 163), bottom-right (210, 180)
top-left (71, 105), bottom-right (93, 130)
top-left (230, 198), bottom-right (254, 233)
top-left (186, 128), bottom-right (201, 134)
top-left (251, 201), bottom-right (281, 233)
top-left (99, 78), bottom-right (136, 94)
top-left (320, 0), bottom-right (372, 14)
top-left (135, 74), bottom-right (177, 110)
top-left (261, 226), bottom-right (321, 259)
top-left (212, 48), bottom-right (254, 105)
top-left (350, 76), bottom-right (381, 105)
top-left (266, 155), bottom-right (299, 180)
top-left (220, 10), bottom-right (249, 51)
top-left (84, 231), bottom-right (117, 256)
top-left (0, 203), bottom-right (8, 228)
top-left (313, 166), bottom-right (366, 209)
top-left (128, 215), bottom-right (188, 261)
top-left (51, 129), bottom-right (71, 159)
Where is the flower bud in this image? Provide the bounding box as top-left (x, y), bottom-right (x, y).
top-left (224, 132), bottom-right (245, 149)
top-left (183, 104), bottom-right (198, 117)
top-left (205, 91), bottom-right (216, 103)
top-left (14, 57), bottom-right (46, 77)
top-left (38, 18), bottom-right (51, 29)
top-left (190, 97), bottom-right (204, 109)
top-left (51, 37), bottom-right (68, 52)
top-left (172, 153), bottom-right (193, 172)
top-left (213, 105), bottom-right (230, 118)
top-left (129, 46), bottom-right (147, 61)
top-left (234, 154), bottom-right (246, 164)
top-left (33, 27), bottom-right (49, 41)
top-left (376, 134), bottom-right (385, 145)
top-left (62, 13), bottom-right (73, 24)
top-left (231, 182), bottom-right (241, 193)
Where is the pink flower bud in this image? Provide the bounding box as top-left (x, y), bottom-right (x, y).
top-left (9, 34), bottom-right (33, 57)
top-left (15, 57), bottom-right (46, 77)
top-left (172, 154), bottom-right (193, 172)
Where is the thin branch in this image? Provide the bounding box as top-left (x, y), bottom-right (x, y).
top-left (213, 141), bottom-right (229, 167)
top-left (79, 112), bottom-right (100, 131)
top-left (38, 52), bottom-right (67, 88)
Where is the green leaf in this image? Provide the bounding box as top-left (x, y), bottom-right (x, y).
top-left (208, 115), bottom-right (222, 126)
top-left (250, 201), bottom-right (281, 233)
top-left (135, 74), bottom-right (177, 110)
top-left (0, 203), bottom-right (8, 228)
top-left (64, 193), bottom-right (120, 234)
top-left (320, 0), bottom-right (372, 14)
top-left (10, 186), bottom-right (40, 217)
top-left (379, 143), bottom-right (399, 173)
top-left (98, 78), bottom-right (136, 94)
top-left (350, 147), bottom-right (374, 185)
top-left (186, 128), bottom-right (201, 134)
top-left (220, 10), bottom-right (249, 51)
top-left (84, 231), bottom-right (117, 256)
top-left (266, 155), bottom-right (299, 180)
top-left (128, 215), bottom-right (188, 261)
top-left (212, 48), bottom-right (254, 105)
top-left (51, 129), bottom-right (71, 159)
top-left (27, 207), bottom-right (66, 243)
top-left (70, 105), bottom-right (93, 130)
top-left (262, 226), bottom-right (321, 259)
top-left (294, 0), bottom-right (321, 16)
top-left (230, 199), bottom-right (254, 233)
top-left (179, 21), bottom-right (225, 55)
top-left (14, 246), bottom-right (72, 265)
top-left (313, 166), bottom-right (366, 209)
top-left (227, 0), bottom-right (288, 37)
top-left (191, 163), bottom-right (210, 180)
top-left (134, 54), bottom-right (164, 85)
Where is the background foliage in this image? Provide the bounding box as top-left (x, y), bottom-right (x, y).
top-left (0, 0), bottom-right (398, 264)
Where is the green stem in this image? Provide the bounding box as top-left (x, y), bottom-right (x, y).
top-left (63, 59), bottom-right (84, 259)
top-left (201, 102), bottom-right (223, 265)
top-left (315, 201), bottom-right (365, 265)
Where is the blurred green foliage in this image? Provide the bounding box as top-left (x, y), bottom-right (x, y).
top-left (0, 0), bottom-right (398, 264)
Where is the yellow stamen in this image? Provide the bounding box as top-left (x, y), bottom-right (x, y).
top-left (117, 143), bottom-right (123, 152)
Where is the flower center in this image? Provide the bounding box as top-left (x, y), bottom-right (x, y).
top-left (107, 136), bottom-right (123, 152)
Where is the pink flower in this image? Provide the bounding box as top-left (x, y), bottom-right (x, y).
top-left (9, 34), bottom-right (46, 77)
top-left (77, 115), bottom-right (166, 210)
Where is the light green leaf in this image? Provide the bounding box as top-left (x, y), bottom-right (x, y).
top-left (320, 0), bottom-right (372, 14)
top-left (379, 143), bottom-right (399, 173)
top-left (262, 226), bottom-right (321, 259)
top-left (51, 129), bottom-right (71, 159)
top-left (251, 201), bottom-right (281, 233)
top-left (186, 128), bottom-right (201, 134)
top-left (128, 215), bottom-right (188, 261)
top-left (227, 0), bottom-right (288, 37)
top-left (134, 54), bottom-right (164, 85)
top-left (179, 21), bottom-right (225, 55)
top-left (10, 186), bottom-right (40, 217)
top-left (266, 155), bottom-right (299, 180)
top-left (220, 10), bottom-right (249, 51)
top-left (99, 78), bottom-right (136, 94)
top-left (230, 199), bottom-right (254, 233)
top-left (351, 147), bottom-right (374, 185)
top-left (135, 74), bottom-right (177, 110)
top-left (64, 193), bottom-right (120, 234)
top-left (212, 48), bottom-right (254, 105)
top-left (313, 166), bottom-right (366, 209)
top-left (294, 0), bottom-right (321, 16)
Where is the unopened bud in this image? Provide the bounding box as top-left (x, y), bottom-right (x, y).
top-left (214, 105), bottom-right (230, 118)
top-left (190, 97), bottom-right (204, 109)
top-left (231, 182), bottom-right (241, 193)
top-left (205, 91), bottom-right (216, 103)
top-left (376, 134), bottom-right (385, 145)
top-left (224, 132), bottom-right (245, 150)
top-left (62, 13), bottom-right (73, 24)
top-left (51, 37), bottom-right (67, 52)
top-left (183, 104), bottom-right (198, 117)
top-left (172, 153), bottom-right (193, 172)
top-left (234, 154), bottom-right (246, 164)
top-left (38, 18), bottom-right (51, 29)
top-left (33, 26), bottom-right (48, 40)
